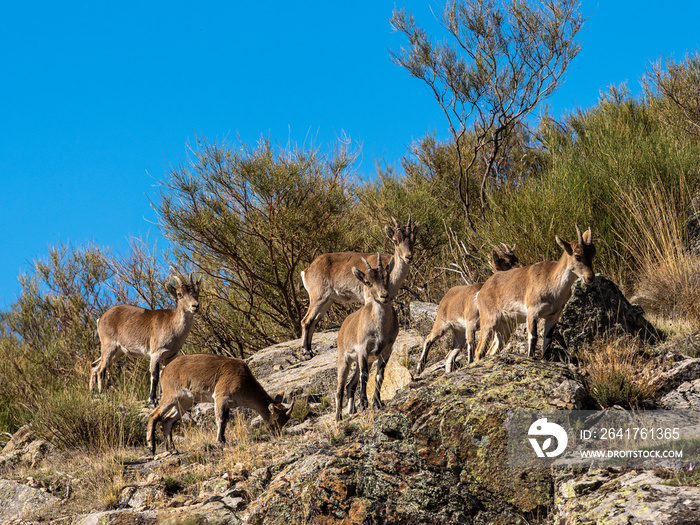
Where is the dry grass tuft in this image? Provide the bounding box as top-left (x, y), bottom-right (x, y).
top-left (579, 336), bottom-right (659, 408)
top-left (634, 253), bottom-right (700, 328)
top-left (318, 415), bottom-right (346, 445)
top-left (615, 179), bottom-right (700, 330)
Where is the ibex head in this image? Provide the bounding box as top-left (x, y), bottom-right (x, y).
top-left (556, 225), bottom-right (596, 284)
top-left (384, 216), bottom-right (421, 264)
top-left (491, 243), bottom-right (521, 272)
top-left (352, 253), bottom-right (393, 304)
top-left (165, 273), bottom-right (202, 314)
top-left (267, 392), bottom-right (297, 433)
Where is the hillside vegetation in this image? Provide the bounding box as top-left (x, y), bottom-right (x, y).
top-left (1, 31), bottom-right (700, 523)
top-left (2, 56), bottom-right (700, 434)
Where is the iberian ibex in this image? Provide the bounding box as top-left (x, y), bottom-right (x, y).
top-left (474, 226), bottom-right (596, 361)
top-left (90, 274), bottom-right (202, 406)
top-left (415, 244), bottom-right (520, 376)
top-left (300, 217), bottom-right (419, 358)
top-left (335, 254), bottom-right (399, 421)
top-left (147, 353), bottom-right (293, 454)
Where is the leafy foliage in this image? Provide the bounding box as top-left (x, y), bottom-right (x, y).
top-left (476, 86), bottom-right (700, 286)
top-left (0, 240), bottom-right (169, 433)
top-left (155, 136), bottom-right (358, 355)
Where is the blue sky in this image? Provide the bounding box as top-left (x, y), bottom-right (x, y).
top-left (1, 1), bottom-right (699, 308)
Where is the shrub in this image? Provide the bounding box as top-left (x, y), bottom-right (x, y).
top-left (32, 387), bottom-right (146, 452)
top-left (466, 87), bottom-right (698, 288)
top-left (0, 240), bottom-right (170, 433)
top-left (614, 179), bottom-right (700, 328)
top-left (579, 337), bottom-right (659, 409)
top-left (648, 52), bottom-right (700, 140)
top-left (156, 136), bottom-right (358, 355)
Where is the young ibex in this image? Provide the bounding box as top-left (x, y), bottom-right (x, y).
top-left (300, 217), bottom-right (419, 358)
top-left (89, 274), bottom-right (202, 407)
top-left (415, 244), bottom-right (521, 376)
top-left (147, 353), bottom-right (293, 454)
top-left (473, 226), bottom-right (596, 361)
top-left (335, 254), bottom-right (399, 421)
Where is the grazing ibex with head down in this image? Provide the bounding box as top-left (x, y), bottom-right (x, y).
top-left (415, 244), bottom-right (521, 376)
top-left (335, 253), bottom-right (399, 421)
top-left (473, 226), bottom-right (596, 361)
top-left (147, 353), bottom-right (293, 454)
top-left (300, 217), bottom-right (419, 358)
top-left (90, 274), bottom-right (202, 407)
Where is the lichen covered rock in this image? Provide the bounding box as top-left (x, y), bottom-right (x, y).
top-left (551, 275), bottom-right (659, 353)
top-left (556, 469), bottom-right (700, 524)
top-left (243, 354), bottom-right (593, 524)
top-left (0, 479), bottom-right (60, 522)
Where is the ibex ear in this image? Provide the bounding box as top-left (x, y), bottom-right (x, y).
top-left (190, 273), bottom-right (203, 289)
top-left (385, 256), bottom-right (395, 275)
top-left (556, 235), bottom-right (573, 255)
top-left (273, 392), bottom-right (284, 404)
top-left (412, 222), bottom-right (421, 238)
top-left (490, 249), bottom-right (500, 268)
top-left (582, 227), bottom-right (593, 245)
top-left (165, 282), bottom-right (177, 296)
top-left (384, 225), bottom-right (396, 243)
top-left (352, 267), bottom-right (365, 282)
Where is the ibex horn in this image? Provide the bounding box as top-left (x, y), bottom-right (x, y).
top-left (285, 398), bottom-right (297, 417)
top-left (575, 224), bottom-right (583, 244)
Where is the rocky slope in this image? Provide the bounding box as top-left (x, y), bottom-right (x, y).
top-left (244, 352), bottom-right (591, 525)
top-left (2, 278), bottom-right (700, 523)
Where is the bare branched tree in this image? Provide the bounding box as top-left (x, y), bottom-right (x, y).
top-left (106, 236), bottom-right (173, 309)
top-left (391, 0), bottom-right (583, 232)
top-left (649, 52), bottom-right (700, 138)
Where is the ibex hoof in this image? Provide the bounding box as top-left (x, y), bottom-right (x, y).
top-left (300, 349), bottom-right (315, 361)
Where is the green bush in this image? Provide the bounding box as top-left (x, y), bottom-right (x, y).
top-left (0, 241), bottom-right (168, 434)
top-left (475, 86), bottom-right (700, 289)
top-left (156, 136), bottom-right (359, 355)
